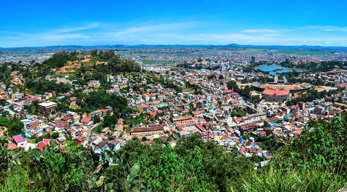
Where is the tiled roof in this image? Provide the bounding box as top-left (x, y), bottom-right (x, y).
top-left (82, 117), bottom-right (92, 123)
top-left (13, 134), bottom-right (26, 143)
top-left (262, 89), bottom-right (289, 96)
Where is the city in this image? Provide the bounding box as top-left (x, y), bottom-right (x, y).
top-left (1, 0), bottom-right (347, 191)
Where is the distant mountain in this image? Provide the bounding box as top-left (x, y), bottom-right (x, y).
top-left (1, 44), bottom-right (347, 50)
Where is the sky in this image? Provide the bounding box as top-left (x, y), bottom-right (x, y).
top-left (1, 0), bottom-right (347, 47)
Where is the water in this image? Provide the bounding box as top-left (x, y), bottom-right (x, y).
top-left (256, 65), bottom-right (302, 75)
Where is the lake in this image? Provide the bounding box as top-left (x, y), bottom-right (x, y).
top-left (255, 65), bottom-right (302, 75)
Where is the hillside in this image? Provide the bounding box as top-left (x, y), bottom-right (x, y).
top-left (1, 113), bottom-right (347, 191)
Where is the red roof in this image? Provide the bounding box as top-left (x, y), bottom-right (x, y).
top-left (82, 117), bottom-right (92, 123)
top-left (338, 83), bottom-right (347, 88)
top-left (62, 116), bottom-right (71, 120)
top-left (177, 126), bottom-right (184, 131)
top-left (186, 122), bottom-right (196, 126)
top-left (196, 123), bottom-right (205, 131)
top-left (8, 143), bottom-right (18, 150)
top-left (262, 89), bottom-right (289, 96)
top-left (38, 139), bottom-right (51, 151)
top-left (209, 132), bottom-right (214, 138)
top-left (74, 136), bottom-right (84, 142)
top-left (42, 139), bottom-right (51, 145)
top-left (13, 134), bottom-right (26, 143)
top-left (259, 131), bottom-right (266, 135)
top-left (235, 117), bottom-right (242, 122)
top-left (56, 123), bottom-right (63, 127)
top-left (101, 109), bottom-right (108, 112)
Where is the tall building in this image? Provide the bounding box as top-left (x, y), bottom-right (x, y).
top-left (251, 56), bottom-right (256, 63)
top-left (38, 102), bottom-right (57, 115)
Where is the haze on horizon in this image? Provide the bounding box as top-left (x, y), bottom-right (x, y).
top-left (1, 0), bottom-right (347, 47)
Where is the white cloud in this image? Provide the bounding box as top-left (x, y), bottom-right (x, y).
top-left (242, 29), bottom-right (279, 33)
top-left (108, 22), bottom-right (197, 37)
top-left (54, 23), bottom-right (99, 33)
top-left (2, 22), bottom-right (347, 47)
top-left (302, 25), bottom-right (347, 32)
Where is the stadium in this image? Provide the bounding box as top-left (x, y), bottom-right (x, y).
top-left (252, 82), bottom-right (312, 94)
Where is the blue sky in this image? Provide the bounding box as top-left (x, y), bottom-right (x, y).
top-left (1, 0), bottom-right (347, 47)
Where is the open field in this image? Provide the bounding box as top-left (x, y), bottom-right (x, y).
top-left (274, 49), bottom-right (335, 56)
top-left (259, 83), bottom-right (312, 91)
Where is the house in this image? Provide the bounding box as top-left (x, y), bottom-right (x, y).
top-left (38, 102), bottom-right (57, 115)
top-left (108, 140), bottom-right (121, 151)
top-left (38, 139), bottom-right (51, 151)
top-left (82, 117), bottom-right (93, 126)
top-left (12, 134), bottom-right (27, 148)
top-left (61, 116), bottom-right (71, 122)
top-left (13, 105), bottom-right (23, 111)
top-left (8, 143), bottom-right (18, 150)
top-left (88, 110), bottom-right (102, 118)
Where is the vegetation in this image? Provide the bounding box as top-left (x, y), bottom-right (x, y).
top-left (286, 87), bottom-right (340, 106)
top-left (0, 116), bottom-right (24, 137)
top-left (3, 112), bottom-right (347, 191)
top-left (227, 81), bottom-right (261, 103)
top-left (230, 107), bottom-right (246, 117)
top-left (280, 60), bottom-right (343, 72)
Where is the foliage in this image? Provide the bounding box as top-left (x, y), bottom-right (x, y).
top-left (230, 107), bottom-right (246, 117)
top-left (275, 115), bottom-right (347, 176)
top-left (36, 51), bottom-right (79, 77)
top-left (285, 87), bottom-right (339, 106)
top-left (2, 114), bottom-right (347, 192)
top-left (93, 115), bottom-right (101, 124)
top-left (227, 81), bottom-right (260, 103)
top-left (242, 167), bottom-right (344, 192)
top-left (0, 116), bottom-right (24, 137)
top-left (25, 79), bottom-right (71, 95)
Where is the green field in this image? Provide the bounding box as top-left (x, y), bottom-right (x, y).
top-left (210, 48), bottom-right (265, 53)
top-left (274, 49), bottom-right (335, 56)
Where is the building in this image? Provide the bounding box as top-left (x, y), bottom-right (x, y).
top-left (262, 89), bottom-right (289, 102)
top-left (172, 116), bottom-right (195, 124)
top-left (251, 56), bottom-right (256, 63)
top-left (38, 102), bottom-right (57, 115)
top-left (130, 124), bottom-right (166, 137)
top-left (298, 102), bottom-right (305, 110)
top-left (82, 117), bottom-right (93, 126)
top-left (12, 134), bottom-right (27, 148)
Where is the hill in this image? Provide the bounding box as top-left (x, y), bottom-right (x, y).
top-left (1, 113), bottom-right (347, 191)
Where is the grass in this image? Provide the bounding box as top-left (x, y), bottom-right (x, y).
top-left (240, 167), bottom-right (345, 192)
top-left (0, 167), bottom-right (32, 192)
top-left (92, 122), bottom-right (104, 133)
top-left (274, 49), bottom-right (335, 56)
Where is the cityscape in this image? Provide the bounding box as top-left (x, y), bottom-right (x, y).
top-left (1, 0), bottom-right (347, 191)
